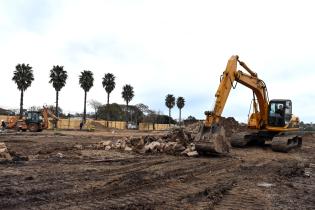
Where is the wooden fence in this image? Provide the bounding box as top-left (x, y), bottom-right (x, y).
top-left (138, 123), bottom-right (172, 131)
top-left (0, 115), bottom-right (172, 131)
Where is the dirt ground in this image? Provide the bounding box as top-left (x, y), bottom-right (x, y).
top-left (0, 129), bottom-right (314, 210)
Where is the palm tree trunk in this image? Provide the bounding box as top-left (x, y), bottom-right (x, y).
top-left (106, 93), bottom-right (109, 127)
top-left (19, 90), bottom-right (24, 119)
top-left (179, 108), bottom-right (182, 127)
top-left (168, 108), bottom-right (171, 127)
top-left (83, 91), bottom-right (87, 123)
top-left (55, 91), bottom-right (59, 128)
top-left (125, 102), bottom-right (128, 129)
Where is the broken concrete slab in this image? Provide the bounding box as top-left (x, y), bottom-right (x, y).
top-left (187, 151), bottom-right (199, 157)
top-left (0, 142), bottom-right (12, 161)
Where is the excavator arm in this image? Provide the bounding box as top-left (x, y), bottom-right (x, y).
top-left (41, 106), bottom-right (59, 129)
top-left (195, 55), bottom-right (269, 154)
top-left (204, 55), bottom-right (269, 129)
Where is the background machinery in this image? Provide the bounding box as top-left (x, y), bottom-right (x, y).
top-left (195, 55), bottom-right (302, 154)
top-left (5, 106), bottom-right (58, 132)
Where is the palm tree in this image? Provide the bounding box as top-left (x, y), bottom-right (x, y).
top-left (122, 84), bottom-right (134, 128)
top-left (49, 65), bottom-right (68, 121)
top-left (79, 70), bottom-right (94, 123)
top-left (176, 97), bottom-right (185, 126)
top-left (165, 94), bottom-right (175, 126)
top-left (12, 63), bottom-right (34, 118)
top-left (102, 73), bottom-right (116, 105)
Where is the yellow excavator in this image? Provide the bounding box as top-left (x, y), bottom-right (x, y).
top-left (195, 55), bottom-right (302, 154)
top-left (5, 106), bottom-right (58, 132)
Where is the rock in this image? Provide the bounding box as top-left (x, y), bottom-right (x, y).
top-left (166, 128), bottom-right (193, 146)
top-left (181, 147), bottom-right (192, 155)
top-left (257, 182), bottom-right (274, 188)
top-left (100, 140), bottom-right (112, 147)
top-left (56, 152), bottom-right (64, 158)
top-left (174, 143), bottom-right (186, 152)
top-left (124, 146), bottom-right (132, 151)
top-left (157, 138), bottom-right (163, 143)
top-left (187, 151), bottom-right (199, 157)
top-left (114, 142), bottom-right (121, 149)
top-left (74, 144), bottom-right (83, 150)
top-left (114, 139), bottom-right (126, 150)
top-left (130, 137), bottom-right (143, 147)
top-left (144, 141), bottom-right (161, 153)
top-left (144, 136), bottom-right (158, 144)
top-left (0, 142), bottom-right (12, 161)
top-left (158, 143), bottom-right (165, 152)
top-left (190, 143), bottom-right (196, 151)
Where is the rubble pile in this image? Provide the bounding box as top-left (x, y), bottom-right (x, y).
top-left (93, 118), bottom-right (245, 157)
top-left (185, 122), bottom-right (202, 134)
top-left (96, 128), bottom-right (198, 156)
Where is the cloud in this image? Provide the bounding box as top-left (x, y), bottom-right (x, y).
top-left (0, 0), bottom-right (314, 123)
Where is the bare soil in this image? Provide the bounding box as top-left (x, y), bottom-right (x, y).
top-left (0, 130), bottom-right (314, 210)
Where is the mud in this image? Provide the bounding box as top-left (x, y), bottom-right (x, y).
top-left (0, 130), bottom-right (314, 209)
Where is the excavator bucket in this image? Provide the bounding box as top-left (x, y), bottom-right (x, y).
top-left (194, 125), bottom-right (231, 155)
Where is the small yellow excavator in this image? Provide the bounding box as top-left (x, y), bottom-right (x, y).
top-left (6, 106), bottom-right (58, 132)
top-left (195, 55), bottom-right (302, 154)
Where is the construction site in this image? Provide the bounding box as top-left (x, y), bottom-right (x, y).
top-left (1, 54), bottom-right (315, 209)
top-left (0, 119), bottom-right (314, 209)
top-left (1, 1), bottom-right (315, 208)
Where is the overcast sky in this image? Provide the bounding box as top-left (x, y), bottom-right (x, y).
top-left (0, 0), bottom-right (314, 122)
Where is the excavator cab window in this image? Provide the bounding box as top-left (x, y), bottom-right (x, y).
top-left (268, 100), bottom-right (292, 127)
top-left (26, 111), bottom-right (41, 123)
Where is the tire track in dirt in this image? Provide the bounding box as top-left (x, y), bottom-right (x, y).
top-left (1, 154), bottom-right (241, 209)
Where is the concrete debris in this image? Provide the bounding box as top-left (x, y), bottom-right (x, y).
top-left (187, 151), bottom-right (199, 157)
top-left (56, 152), bottom-right (64, 158)
top-left (144, 141), bottom-right (161, 153)
top-left (95, 128), bottom-right (200, 157)
top-left (74, 144), bottom-right (83, 150)
top-left (124, 146), bottom-right (132, 151)
top-left (257, 182), bottom-right (275, 188)
top-left (0, 142), bottom-right (12, 161)
top-left (94, 121), bottom-right (244, 157)
top-left (304, 163), bottom-right (314, 177)
top-left (100, 140), bottom-right (112, 147)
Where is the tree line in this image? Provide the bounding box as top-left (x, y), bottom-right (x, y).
top-left (11, 63), bottom-right (187, 127)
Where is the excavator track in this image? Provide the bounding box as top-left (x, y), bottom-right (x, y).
top-left (230, 132), bottom-right (267, 148)
top-left (271, 135), bottom-right (302, 152)
top-left (230, 132), bottom-right (252, 147)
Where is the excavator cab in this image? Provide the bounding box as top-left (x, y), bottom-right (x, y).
top-left (268, 99), bottom-right (292, 127)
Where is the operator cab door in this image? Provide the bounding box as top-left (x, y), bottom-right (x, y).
top-left (268, 100), bottom-right (292, 127)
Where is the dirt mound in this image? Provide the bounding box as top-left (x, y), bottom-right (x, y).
top-left (184, 117), bottom-right (246, 137)
top-left (219, 117), bottom-right (247, 137)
